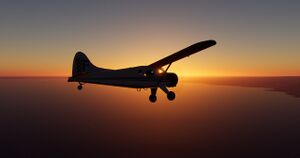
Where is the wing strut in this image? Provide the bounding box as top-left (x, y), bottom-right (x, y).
top-left (165, 63), bottom-right (172, 72)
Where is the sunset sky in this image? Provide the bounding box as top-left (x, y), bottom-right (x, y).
top-left (0, 0), bottom-right (299, 76)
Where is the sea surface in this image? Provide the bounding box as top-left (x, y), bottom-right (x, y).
top-left (1, 77), bottom-right (300, 158)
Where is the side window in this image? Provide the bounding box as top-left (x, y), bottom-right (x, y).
top-left (144, 69), bottom-right (154, 76)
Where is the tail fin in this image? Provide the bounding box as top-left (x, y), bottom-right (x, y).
top-left (72, 51), bottom-right (96, 77)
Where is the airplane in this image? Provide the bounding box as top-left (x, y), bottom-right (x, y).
top-left (68, 40), bottom-right (216, 102)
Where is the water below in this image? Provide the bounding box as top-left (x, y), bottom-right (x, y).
top-left (1, 77), bottom-right (300, 158)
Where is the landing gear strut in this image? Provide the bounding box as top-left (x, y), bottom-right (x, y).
top-left (159, 83), bottom-right (176, 101)
top-left (148, 84), bottom-right (176, 102)
top-left (149, 88), bottom-right (157, 103)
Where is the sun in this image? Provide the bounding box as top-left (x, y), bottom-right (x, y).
top-left (158, 69), bottom-right (164, 74)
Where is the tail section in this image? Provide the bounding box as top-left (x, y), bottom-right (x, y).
top-left (70, 51), bottom-right (97, 80)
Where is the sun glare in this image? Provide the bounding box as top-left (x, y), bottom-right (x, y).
top-left (158, 69), bottom-right (164, 74)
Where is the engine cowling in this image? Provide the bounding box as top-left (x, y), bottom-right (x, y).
top-left (165, 73), bottom-right (178, 87)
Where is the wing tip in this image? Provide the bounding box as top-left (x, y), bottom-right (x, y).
top-left (201, 40), bottom-right (217, 46)
top-left (192, 40), bottom-right (217, 49)
top-left (209, 40), bottom-right (217, 45)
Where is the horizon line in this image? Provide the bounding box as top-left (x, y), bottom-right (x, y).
top-left (1, 75), bottom-right (300, 79)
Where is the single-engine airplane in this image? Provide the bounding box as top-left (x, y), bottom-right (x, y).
top-left (68, 40), bottom-right (216, 102)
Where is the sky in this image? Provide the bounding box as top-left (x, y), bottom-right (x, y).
top-left (0, 0), bottom-right (299, 76)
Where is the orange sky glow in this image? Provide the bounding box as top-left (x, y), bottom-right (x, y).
top-left (0, 1), bottom-right (299, 77)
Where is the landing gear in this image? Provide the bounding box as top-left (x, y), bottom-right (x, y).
top-left (147, 84), bottom-right (176, 102)
top-left (149, 88), bottom-right (157, 103)
top-left (159, 83), bottom-right (176, 101)
top-left (77, 82), bottom-right (83, 90)
top-left (149, 95), bottom-right (157, 103)
top-left (167, 91), bottom-right (175, 101)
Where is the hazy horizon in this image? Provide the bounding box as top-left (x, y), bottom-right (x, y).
top-left (1, 75), bottom-right (300, 78)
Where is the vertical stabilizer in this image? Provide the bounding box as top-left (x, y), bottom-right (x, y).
top-left (72, 51), bottom-right (96, 77)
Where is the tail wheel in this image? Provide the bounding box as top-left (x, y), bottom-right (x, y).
top-left (77, 85), bottom-right (83, 90)
top-left (149, 95), bottom-right (157, 103)
top-left (167, 91), bottom-right (175, 101)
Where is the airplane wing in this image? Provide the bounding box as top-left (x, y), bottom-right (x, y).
top-left (149, 40), bottom-right (216, 68)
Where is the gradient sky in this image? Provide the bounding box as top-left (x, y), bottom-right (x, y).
top-left (0, 0), bottom-right (299, 76)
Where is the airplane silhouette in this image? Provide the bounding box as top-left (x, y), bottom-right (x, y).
top-left (68, 40), bottom-right (216, 102)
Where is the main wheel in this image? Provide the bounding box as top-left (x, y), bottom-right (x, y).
top-left (77, 85), bottom-right (83, 90)
top-left (167, 91), bottom-right (175, 101)
top-left (149, 95), bottom-right (157, 103)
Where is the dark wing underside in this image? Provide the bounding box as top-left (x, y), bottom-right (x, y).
top-left (149, 40), bottom-right (216, 68)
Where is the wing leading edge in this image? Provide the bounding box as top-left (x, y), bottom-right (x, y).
top-left (149, 40), bottom-right (216, 68)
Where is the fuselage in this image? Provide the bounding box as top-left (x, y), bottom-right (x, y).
top-left (68, 66), bottom-right (178, 88)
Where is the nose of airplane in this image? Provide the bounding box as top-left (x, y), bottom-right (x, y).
top-left (165, 73), bottom-right (178, 87)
